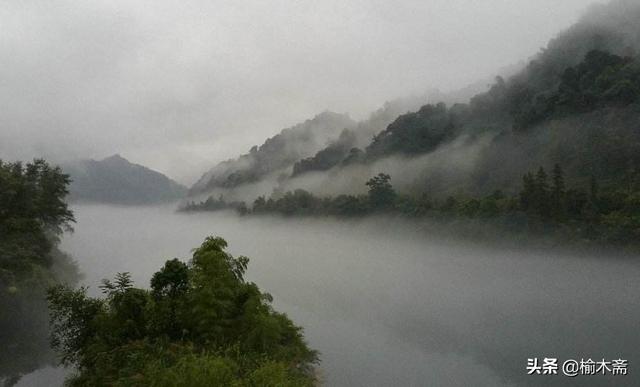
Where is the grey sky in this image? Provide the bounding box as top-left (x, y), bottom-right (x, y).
top-left (0, 0), bottom-right (596, 184)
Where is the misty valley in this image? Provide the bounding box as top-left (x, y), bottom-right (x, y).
top-left (3, 0), bottom-right (640, 386)
top-left (17, 205), bottom-right (640, 386)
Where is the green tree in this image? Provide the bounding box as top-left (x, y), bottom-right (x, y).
top-left (366, 173), bottom-right (396, 210)
top-left (47, 236), bottom-right (317, 387)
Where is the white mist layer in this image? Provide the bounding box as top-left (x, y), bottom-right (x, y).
top-left (50, 204), bottom-right (640, 387)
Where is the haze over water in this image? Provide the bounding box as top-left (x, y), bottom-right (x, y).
top-left (37, 204), bottom-right (638, 387)
top-left (5, 2), bottom-right (640, 386)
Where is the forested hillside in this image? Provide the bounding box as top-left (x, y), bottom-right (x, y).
top-left (290, 92), bottom-right (453, 177)
top-left (360, 49), bottom-right (640, 196)
top-left (185, 0), bottom-right (640, 245)
top-left (319, 0), bottom-right (640, 194)
top-left (188, 0), bottom-right (640, 202)
top-left (186, 1), bottom-right (640, 207)
top-left (191, 88), bottom-right (489, 196)
top-left (189, 111), bottom-right (355, 195)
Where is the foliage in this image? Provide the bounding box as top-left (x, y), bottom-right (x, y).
top-left (251, 190), bottom-right (369, 217)
top-left (180, 195), bottom-right (248, 214)
top-left (511, 50), bottom-right (640, 130)
top-left (0, 159), bottom-right (79, 385)
top-left (365, 173), bottom-right (396, 210)
top-left (47, 236), bottom-right (317, 386)
top-left (366, 103), bottom-right (457, 158)
top-left (361, 50), bottom-right (640, 163)
top-left (292, 129), bottom-right (357, 176)
top-left (238, 167), bottom-right (640, 246)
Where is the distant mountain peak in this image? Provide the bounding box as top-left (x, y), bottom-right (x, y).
top-left (102, 154), bottom-right (129, 164)
top-left (63, 155), bottom-right (187, 205)
top-left (189, 110), bottom-right (356, 195)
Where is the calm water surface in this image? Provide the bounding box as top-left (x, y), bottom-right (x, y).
top-left (18, 204), bottom-right (640, 386)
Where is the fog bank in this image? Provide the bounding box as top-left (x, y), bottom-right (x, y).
top-left (50, 204), bottom-right (640, 387)
top-left (1, 0), bottom-right (592, 183)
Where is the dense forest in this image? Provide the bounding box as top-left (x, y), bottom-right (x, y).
top-left (286, 89), bottom-right (479, 177)
top-left (0, 160), bottom-right (79, 386)
top-left (184, 165), bottom-right (640, 246)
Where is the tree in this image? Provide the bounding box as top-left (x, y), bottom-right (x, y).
top-left (366, 173), bottom-right (396, 210)
top-left (253, 196), bottom-right (267, 212)
top-left (551, 164), bottom-right (566, 219)
top-left (590, 175), bottom-right (599, 203)
top-left (151, 259), bottom-right (189, 300)
top-left (534, 167), bottom-right (551, 219)
top-left (47, 236), bottom-right (317, 386)
top-left (149, 259), bottom-right (190, 339)
top-left (520, 172), bottom-right (536, 212)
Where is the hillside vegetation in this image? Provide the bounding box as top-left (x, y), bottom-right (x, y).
top-left (190, 112), bottom-right (355, 195)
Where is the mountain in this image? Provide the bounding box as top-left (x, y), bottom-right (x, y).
top-left (280, 0), bottom-right (640, 198)
top-left (190, 88), bottom-right (489, 198)
top-left (188, 0), bottom-right (640, 204)
top-left (290, 92), bottom-right (449, 177)
top-left (288, 79), bottom-right (514, 178)
top-left (64, 154), bottom-right (186, 204)
top-left (189, 111), bottom-right (356, 195)
top-left (352, 0), bottom-right (640, 196)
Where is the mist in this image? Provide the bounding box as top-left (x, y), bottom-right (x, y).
top-left (31, 204), bottom-right (636, 387)
top-left (0, 0), bottom-right (593, 184)
top-left (5, 1), bottom-right (640, 386)
top-left (189, 132), bottom-right (494, 205)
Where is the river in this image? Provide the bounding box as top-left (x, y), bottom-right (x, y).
top-left (17, 204), bottom-right (640, 386)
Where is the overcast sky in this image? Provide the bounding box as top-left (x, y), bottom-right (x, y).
top-left (1, 0), bottom-right (596, 184)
